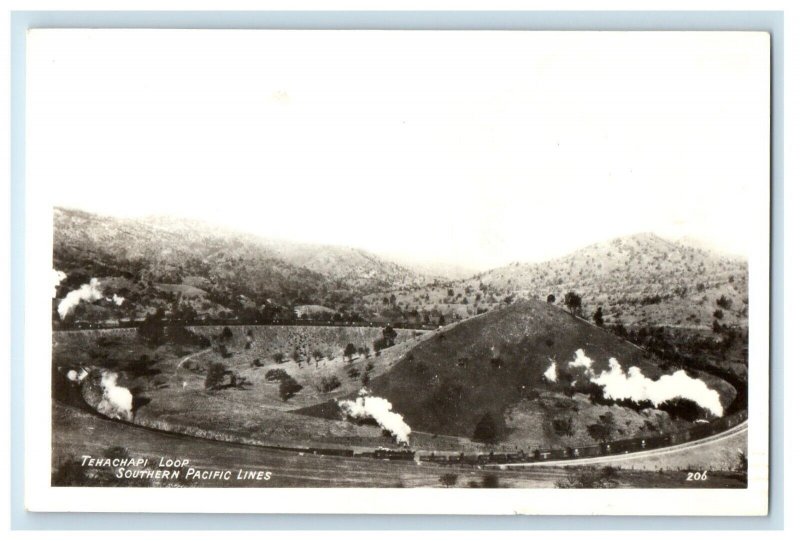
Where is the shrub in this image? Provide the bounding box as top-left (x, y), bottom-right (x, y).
top-left (555, 469), bottom-right (619, 489)
top-left (318, 375), bottom-right (342, 393)
top-left (383, 324), bottom-right (398, 345)
top-left (439, 473), bottom-right (458, 487)
top-left (137, 308), bottom-right (165, 345)
top-left (166, 326), bottom-right (211, 348)
top-left (265, 368), bottom-right (290, 382)
top-left (472, 412), bottom-right (499, 444)
top-left (481, 473), bottom-right (500, 488)
top-left (205, 362), bottom-right (230, 390)
top-left (587, 422), bottom-right (613, 441)
top-left (564, 292), bottom-right (582, 316)
top-left (372, 338), bottom-right (386, 353)
top-left (278, 377), bottom-right (303, 401)
top-left (593, 306), bottom-right (604, 327)
top-left (552, 417), bottom-right (574, 437)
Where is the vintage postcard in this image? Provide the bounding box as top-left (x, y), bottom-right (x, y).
top-left (24, 29), bottom-right (770, 515)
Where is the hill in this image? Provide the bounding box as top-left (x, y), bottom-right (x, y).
top-left (52, 207), bottom-right (434, 324)
top-left (363, 233), bottom-right (748, 332)
top-left (307, 299), bottom-right (738, 449)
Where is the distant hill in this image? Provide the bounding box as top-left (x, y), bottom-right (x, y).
top-left (52, 207), bottom-right (433, 323)
top-left (364, 233), bottom-right (748, 332)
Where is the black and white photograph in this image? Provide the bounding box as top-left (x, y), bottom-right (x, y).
top-left (23, 28), bottom-right (771, 515)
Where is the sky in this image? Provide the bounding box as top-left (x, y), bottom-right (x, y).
top-left (27, 30), bottom-right (769, 271)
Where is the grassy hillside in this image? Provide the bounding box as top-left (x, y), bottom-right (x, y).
top-left (355, 299), bottom-right (736, 445)
top-left (363, 233), bottom-right (748, 332)
top-left (52, 207), bottom-right (435, 324)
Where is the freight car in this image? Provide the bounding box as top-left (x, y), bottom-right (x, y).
top-left (307, 447), bottom-right (355, 458)
top-left (369, 447), bottom-right (416, 460)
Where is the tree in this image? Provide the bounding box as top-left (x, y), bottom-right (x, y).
top-left (318, 375), bottom-right (341, 393)
top-left (382, 325), bottom-right (398, 347)
top-left (593, 306), bottom-right (604, 327)
top-left (272, 352), bottom-right (285, 364)
top-left (546, 294), bottom-right (556, 304)
top-left (344, 343), bottom-right (357, 361)
top-left (278, 377), bottom-right (303, 401)
top-left (137, 308), bottom-right (165, 346)
top-left (472, 412), bottom-right (499, 444)
top-left (373, 338), bottom-right (387, 354)
top-left (439, 473), bottom-right (458, 487)
top-left (205, 362), bottom-right (229, 390)
top-left (564, 292), bottom-right (582, 316)
top-left (220, 326), bottom-right (233, 341)
top-left (265, 368), bottom-right (290, 382)
top-left (292, 347), bottom-right (303, 366)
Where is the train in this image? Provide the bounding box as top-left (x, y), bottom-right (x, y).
top-left (418, 409), bottom-right (748, 466)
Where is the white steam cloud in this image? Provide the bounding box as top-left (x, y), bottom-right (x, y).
top-left (568, 348), bottom-right (595, 371)
top-left (568, 349), bottom-right (723, 417)
top-left (111, 294), bottom-right (125, 306)
top-left (543, 358), bottom-right (558, 383)
top-left (51, 269), bottom-right (67, 298)
top-left (97, 371), bottom-right (133, 421)
top-left (338, 389), bottom-right (411, 444)
top-left (592, 359), bottom-right (724, 417)
top-left (57, 278), bottom-right (104, 319)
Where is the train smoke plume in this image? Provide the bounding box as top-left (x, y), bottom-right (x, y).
top-left (111, 294), bottom-right (125, 306)
top-left (338, 389), bottom-right (411, 444)
top-left (51, 269), bottom-right (66, 298)
top-left (543, 358), bottom-right (558, 383)
top-left (57, 278), bottom-right (104, 319)
top-left (569, 349), bottom-right (723, 417)
top-left (97, 371), bottom-right (133, 421)
top-left (592, 359), bottom-right (724, 417)
top-left (568, 348), bottom-right (595, 371)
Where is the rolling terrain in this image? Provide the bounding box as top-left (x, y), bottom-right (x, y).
top-left (363, 233), bottom-right (748, 331)
top-left (53, 207), bottom-right (440, 325)
top-left (303, 299), bottom-right (737, 449)
top-left (53, 297), bottom-right (740, 456)
top-left (51, 210), bottom-right (750, 487)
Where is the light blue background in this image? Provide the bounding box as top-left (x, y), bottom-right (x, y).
top-left (9, 10), bottom-right (784, 530)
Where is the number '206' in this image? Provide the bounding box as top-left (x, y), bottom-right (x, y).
top-left (686, 471), bottom-right (708, 481)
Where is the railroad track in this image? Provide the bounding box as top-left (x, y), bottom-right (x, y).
top-left (495, 420), bottom-right (748, 468)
